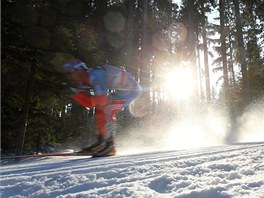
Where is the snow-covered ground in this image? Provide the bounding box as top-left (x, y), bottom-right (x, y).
top-left (1, 142), bottom-right (264, 198)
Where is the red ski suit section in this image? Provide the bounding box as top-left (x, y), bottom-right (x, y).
top-left (72, 92), bottom-right (125, 138)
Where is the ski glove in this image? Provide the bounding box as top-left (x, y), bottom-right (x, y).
top-left (70, 85), bottom-right (95, 96)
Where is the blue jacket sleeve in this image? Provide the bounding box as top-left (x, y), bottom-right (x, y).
top-left (89, 68), bottom-right (107, 96)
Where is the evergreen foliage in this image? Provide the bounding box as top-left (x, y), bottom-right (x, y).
top-left (1, 0), bottom-right (264, 153)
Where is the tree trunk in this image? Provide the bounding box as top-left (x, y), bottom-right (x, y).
top-left (140, 0), bottom-right (151, 101)
top-left (221, 0), bottom-right (238, 143)
top-left (201, 0), bottom-right (211, 103)
top-left (219, 0), bottom-right (229, 103)
top-left (228, 32), bottom-right (236, 85)
top-left (126, 0), bottom-right (136, 77)
top-left (196, 38), bottom-right (204, 100)
top-left (16, 64), bottom-right (36, 157)
top-left (187, 0), bottom-right (198, 97)
top-left (233, 0), bottom-right (249, 104)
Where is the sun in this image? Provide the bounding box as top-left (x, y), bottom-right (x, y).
top-left (164, 67), bottom-right (195, 101)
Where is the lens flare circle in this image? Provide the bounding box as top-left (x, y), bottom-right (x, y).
top-left (103, 11), bottom-right (125, 33)
top-left (129, 97), bottom-right (151, 117)
top-left (167, 22), bottom-right (187, 43)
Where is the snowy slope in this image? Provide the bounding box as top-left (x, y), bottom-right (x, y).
top-left (1, 143), bottom-right (264, 198)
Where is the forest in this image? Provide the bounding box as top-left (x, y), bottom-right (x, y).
top-left (2, 0), bottom-right (264, 155)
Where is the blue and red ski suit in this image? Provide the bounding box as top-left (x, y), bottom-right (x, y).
top-left (71, 65), bottom-right (141, 139)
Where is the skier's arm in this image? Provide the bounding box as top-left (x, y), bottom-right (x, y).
top-left (88, 68), bottom-right (109, 107)
top-left (72, 92), bottom-right (94, 108)
top-left (91, 93), bottom-right (108, 106)
top-left (71, 92), bottom-right (108, 108)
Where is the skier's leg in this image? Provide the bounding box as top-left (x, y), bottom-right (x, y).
top-left (79, 107), bottom-right (107, 153)
top-left (92, 101), bottom-right (125, 157)
top-left (92, 85), bottom-right (141, 156)
top-left (104, 101), bottom-right (125, 138)
top-left (96, 107), bottom-right (107, 138)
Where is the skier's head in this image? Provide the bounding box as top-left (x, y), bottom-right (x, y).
top-left (64, 59), bottom-right (89, 85)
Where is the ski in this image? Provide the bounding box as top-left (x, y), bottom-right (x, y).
top-left (1, 152), bottom-right (92, 160)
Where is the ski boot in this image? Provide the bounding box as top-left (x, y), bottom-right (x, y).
top-left (78, 135), bottom-right (107, 155)
top-left (92, 136), bottom-right (116, 157)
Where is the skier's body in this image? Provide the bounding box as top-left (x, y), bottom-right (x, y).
top-left (64, 60), bottom-right (141, 157)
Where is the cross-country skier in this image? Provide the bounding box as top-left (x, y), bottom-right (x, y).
top-left (63, 60), bottom-right (141, 157)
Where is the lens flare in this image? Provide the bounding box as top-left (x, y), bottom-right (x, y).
top-left (167, 22), bottom-right (187, 43)
top-left (129, 97), bottom-right (152, 117)
top-left (103, 11), bottom-right (125, 33)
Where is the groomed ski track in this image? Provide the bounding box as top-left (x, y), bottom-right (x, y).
top-left (1, 142), bottom-right (264, 198)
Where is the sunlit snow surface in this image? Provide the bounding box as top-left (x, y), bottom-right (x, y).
top-left (1, 143), bottom-right (264, 198)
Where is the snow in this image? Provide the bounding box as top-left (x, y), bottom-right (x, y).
top-left (1, 143), bottom-right (264, 198)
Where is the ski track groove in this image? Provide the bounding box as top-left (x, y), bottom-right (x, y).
top-left (1, 143), bottom-right (263, 179)
top-left (1, 143), bottom-right (264, 198)
top-left (15, 144), bottom-right (264, 197)
top-left (1, 144), bottom-right (263, 177)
